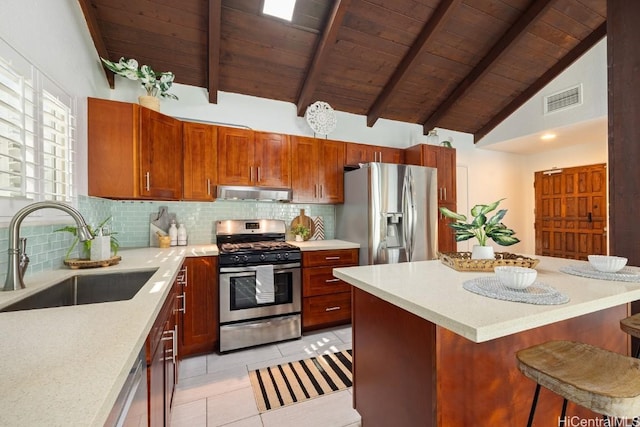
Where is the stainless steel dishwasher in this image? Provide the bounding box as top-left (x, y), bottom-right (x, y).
top-left (104, 348), bottom-right (148, 426)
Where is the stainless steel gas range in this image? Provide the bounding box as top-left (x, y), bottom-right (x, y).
top-left (216, 219), bottom-right (302, 352)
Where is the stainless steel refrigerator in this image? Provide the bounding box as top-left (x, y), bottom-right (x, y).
top-left (336, 162), bottom-right (438, 265)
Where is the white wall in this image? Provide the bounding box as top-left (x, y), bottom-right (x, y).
top-left (107, 78), bottom-right (428, 149)
top-left (479, 38), bottom-right (607, 147)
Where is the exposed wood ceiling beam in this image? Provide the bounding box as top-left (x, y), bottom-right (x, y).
top-left (474, 22), bottom-right (607, 143)
top-left (296, 0), bottom-right (351, 117)
top-left (366, 0), bottom-right (462, 128)
top-left (77, 0), bottom-right (113, 88)
top-left (208, 0), bottom-right (222, 104)
top-left (422, 0), bottom-right (555, 134)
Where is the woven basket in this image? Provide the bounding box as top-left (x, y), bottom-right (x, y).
top-left (439, 252), bottom-right (539, 272)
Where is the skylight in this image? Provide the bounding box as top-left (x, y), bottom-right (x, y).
top-left (263, 0), bottom-right (296, 21)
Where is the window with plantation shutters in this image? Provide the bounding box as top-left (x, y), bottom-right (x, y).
top-left (0, 38), bottom-right (75, 205)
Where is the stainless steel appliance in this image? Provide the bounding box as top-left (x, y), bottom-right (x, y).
top-left (104, 347), bottom-right (148, 427)
top-left (336, 162), bottom-right (439, 265)
top-left (216, 219), bottom-right (302, 352)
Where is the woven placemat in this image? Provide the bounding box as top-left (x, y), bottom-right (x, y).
top-left (463, 277), bottom-right (569, 305)
top-left (559, 265), bottom-right (640, 282)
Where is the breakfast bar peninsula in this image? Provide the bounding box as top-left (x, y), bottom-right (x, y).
top-left (333, 256), bottom-right (640, 426)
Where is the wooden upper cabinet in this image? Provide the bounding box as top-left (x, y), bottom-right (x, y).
top-left (345, 142), bottom-right (404, 166)
top-left (217, 127), bottom-right (290, 187)
top-left (217, 127), bottom-right (254, 186)
top-left (88, 97), bottom-right (182, 200)
top-left (405, 144), bottom-right (456, 205)
top-left (254, 131), bottom-right (291, 187)
top-left (182, 122), bottom-right (217, 201)
top-left (291, 136), bottom-right (345, 204)
top-left (139, 108), bottom-right (183, 200)
top-left (88, 98), bottom-right (139, 199)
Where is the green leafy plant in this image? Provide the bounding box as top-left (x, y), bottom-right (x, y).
top-left (100, 57), bottom-right (179, 100)
top-left (439, 199), bottom-right (520, 247)
top-left (55, 217), bottom-right (119, 260)
top-left (291, 224), bottom-right (311, 239)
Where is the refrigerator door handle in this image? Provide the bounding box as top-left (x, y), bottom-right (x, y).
top-left (403, 169), bottom-right (415, 261)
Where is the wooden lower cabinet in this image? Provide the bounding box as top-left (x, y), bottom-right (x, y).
top-left (180, 256), bottom-right (219, 357)
top-left (352, 288), bottom-right (629, 426)
top-left (147, 274), bottom-right (180, 427)
top-left (302, 249), bottom-right (358, 331)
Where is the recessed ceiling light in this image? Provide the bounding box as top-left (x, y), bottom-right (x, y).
top-left (263, 0), bottom-right (296, 21)
top-left (540, 133), bottom-right (557, 141)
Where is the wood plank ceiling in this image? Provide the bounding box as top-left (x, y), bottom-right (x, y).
top-left (78, 0), bottom-right (606, 141)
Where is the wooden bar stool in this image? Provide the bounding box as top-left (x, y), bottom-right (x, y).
top-left (516, 340), bottom-right (640, 426)
top-left (620, 313), bottom-right (640, 358)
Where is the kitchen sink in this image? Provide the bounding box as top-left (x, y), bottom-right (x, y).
top-left (0, 270), bottom-right (157, 312)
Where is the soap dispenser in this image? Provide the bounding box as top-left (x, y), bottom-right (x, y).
top-left (90, 228), bottom-right (111, 261)
top-left (169, 221), bottom-right (178, 246)
top-left (177, 223), bottom-right (188, 246)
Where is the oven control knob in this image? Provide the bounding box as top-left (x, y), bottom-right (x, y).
top-left (259, 253), bottom-right (266, 261)
top-left (275, 253), bottom-right (282, 260)
top-left (284, 252), bottom-right (290, 259)
top-left (242, 255), bottom-right (249, 262)
top-left (232, 255), bottom-right (240, 263)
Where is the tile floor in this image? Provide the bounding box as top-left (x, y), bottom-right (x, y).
top-left (171, 325), bottom-right (361, 427)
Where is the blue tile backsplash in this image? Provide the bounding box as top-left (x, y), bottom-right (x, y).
top-left (0, 196), bottom-right (336, 281)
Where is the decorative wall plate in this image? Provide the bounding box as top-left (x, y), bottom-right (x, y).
top-left (305, 101), bottom-right (337, 135)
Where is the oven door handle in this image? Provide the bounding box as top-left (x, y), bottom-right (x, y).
top-left (219, 263), bottom-right (300, 273)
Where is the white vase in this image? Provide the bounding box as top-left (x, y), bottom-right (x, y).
top-left (295, 235), bottom-right (304, 242)
top-left (138, 95), bottom-right (160, 112)
top-left (471, 245), bottom-right (494, 260)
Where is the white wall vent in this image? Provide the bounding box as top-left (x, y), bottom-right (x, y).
top-left (544, 84), bottom-right (582, 114)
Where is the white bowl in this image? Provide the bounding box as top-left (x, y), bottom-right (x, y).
top-left (588, 255), bottom-right (628, 273)
top-left (494, 266), bottom-right (537, 290)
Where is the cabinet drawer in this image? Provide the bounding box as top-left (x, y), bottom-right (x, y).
top-left (303, 266), bottom-right (351, 297)
top-left (303, 292), bottom-right (351, 329)
top-left (302, 249), bottom-right (358, 267)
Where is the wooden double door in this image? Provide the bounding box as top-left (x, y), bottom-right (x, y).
top-left (534, 163), bottom-right (607, 259)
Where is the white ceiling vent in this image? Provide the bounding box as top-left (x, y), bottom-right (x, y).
top-left (544, 84), bottom-right (582, 114)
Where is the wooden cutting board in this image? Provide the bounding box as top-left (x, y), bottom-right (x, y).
top-left (290, 209), bottom-right (315, 240)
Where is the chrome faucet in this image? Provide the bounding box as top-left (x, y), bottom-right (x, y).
top-left (3, 201), bottom-right (94, 291)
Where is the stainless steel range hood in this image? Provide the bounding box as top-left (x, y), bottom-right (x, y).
top-left (216, 185), bottom-right (292, 202)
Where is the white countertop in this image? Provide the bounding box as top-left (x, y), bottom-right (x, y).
top-left (334, 256), bottom-right (640, 343)
top-left (288, 239), bottom-right (359, 251)
top-left (0, 244), bottom-right (217, 427)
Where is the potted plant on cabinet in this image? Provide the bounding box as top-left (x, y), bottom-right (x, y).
top-left (439, 199), bottom-right (520, 259)
top-left (100, 57), bottom-right (178, 111)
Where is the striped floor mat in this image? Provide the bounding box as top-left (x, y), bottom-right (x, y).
top-left (249, 349), bottom-right (353, 412)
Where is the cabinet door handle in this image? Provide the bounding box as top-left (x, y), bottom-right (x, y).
top-left (314, 184), bottom-right (317, 198)
top-left (207, 179), bottom-right (211, 195)
top-left (145, 172), bottom-right (150, 191)
top-left (379, 151), bottom-right (383, 162)
top-left (257, 166), bottom-right (261, 182)
top-left (325, 278), bottom-right (341, 283)
top-left (325, 306), bottom-right (341, 312)
top-left (443, 188), bottom-right (447, 201)
top-left (176, 292), bottom-right (186, 314)
top-left (162, 329), bottom-right (176, 363)
top-left (250, 167), bottom-right (254, 182)
top-left (319, 185), bottom-right (323, 198)
top-left (325, 256), bottom-right (340, 260)
top-left (177, 266), bottom-right (188, 286)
